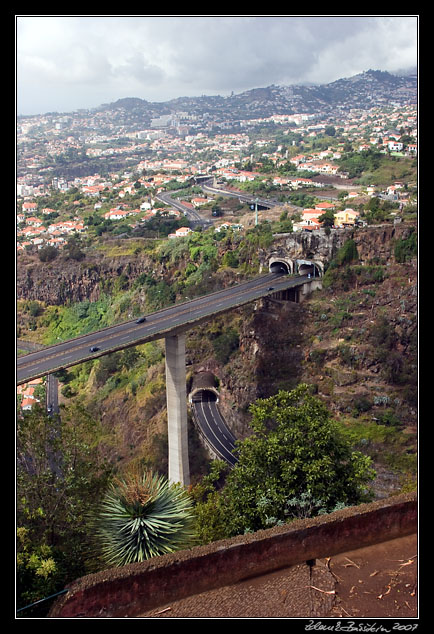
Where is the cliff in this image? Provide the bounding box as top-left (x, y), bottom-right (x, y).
top-left (16, 250), bottom-right (158, 306)
top-left (16, 224), bottom-right (415, 306)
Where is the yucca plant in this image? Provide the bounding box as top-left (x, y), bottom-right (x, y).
top-left (94, 469), bottom-right (196, 567)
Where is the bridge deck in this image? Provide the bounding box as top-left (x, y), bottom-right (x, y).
top-left (17, 273), bottom-right (315, 385)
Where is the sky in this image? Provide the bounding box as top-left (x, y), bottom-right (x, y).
top-left (16, 15), bottom-right (418, 116)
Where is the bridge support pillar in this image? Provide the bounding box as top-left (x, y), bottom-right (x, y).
top-left (298, 279), bottom-right (323, 302)
top-left (165, 334), bottom-right (190, 487)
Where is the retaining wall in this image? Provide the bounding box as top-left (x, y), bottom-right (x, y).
top-left (49, 491), bottom-right (417, 618)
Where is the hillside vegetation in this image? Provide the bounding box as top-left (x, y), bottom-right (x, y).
top-left (17, 221), bottom-right (417, 614)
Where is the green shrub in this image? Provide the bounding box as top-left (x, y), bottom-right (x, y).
top-left (211, 328), bottom-right (240, 364)
top-left (336, 239), bottom-right (359, 266)
top-left (352, 396), bottom-right (373, 417)
top-left (394, 229), bottom-right (417, 263)
top-left (377, 409), bottom-right (402, 427)
top-left (309, 349), bottom-right (327, 366)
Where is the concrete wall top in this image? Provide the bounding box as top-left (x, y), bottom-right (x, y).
top-left (50, 491), bottom-right (417, 618)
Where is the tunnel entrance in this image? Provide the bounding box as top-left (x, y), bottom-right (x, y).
top-left (269, 258), bottom-right (292, 275)
top-left (297, 260), bottom-right (322, 277)
top-left (189, 371), bottom-right (220, 404)
top-left (191, 389), bottom-right (218, 403)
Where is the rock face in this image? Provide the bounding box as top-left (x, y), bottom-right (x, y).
top-left (260, 223), bottom-right (416, 272)
top-left (17, 224), bottom-right (415, 307)
top-left (16, 252), bottom-right (156, 306)
top-left (209, 298), bottom-right (308, 439)
top-left (263, 228), bottom-right (345, 267)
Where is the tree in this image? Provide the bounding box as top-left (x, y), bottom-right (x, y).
top-left (222, 250), bottom-right (239, 268)
top-left (219, 385), bottom-right (375, 537)
top-left (63, 234), bottom-right (85, 261)
top-left (335, 238), bottom-right (359, 266)
top-left (190, 460), bottom-right (230, 545)
top-left (318, 209), bottom-right (335, 228)
top-left (38, 245), bottom-right (58, 262)
top-left (17, 527), bottom-right (59, 617)
top-left (16, 404), bottom-right (113, 613)
top-left (93, 469), bottom-right (196, 566)
top-left (394, 228), bottom-right (417, 263)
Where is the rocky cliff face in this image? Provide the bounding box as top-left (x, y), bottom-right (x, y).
top-left (16, 251), bottom-right (157, 306)
top-left (260, 223), bottom-right (416, 271)
top-left (215, 298), bottom-right (307, 438)
top-left (16, 224), bottom-right (415, 307)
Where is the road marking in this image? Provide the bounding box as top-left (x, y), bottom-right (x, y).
top-left (18, 273), bottom-right (312, 383)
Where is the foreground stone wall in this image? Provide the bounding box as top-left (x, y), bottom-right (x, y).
top-left (50, 491), bottom-right (416, 618)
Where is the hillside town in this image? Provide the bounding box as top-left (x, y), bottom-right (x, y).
top-left (17, 93), bottom-right (417, 256)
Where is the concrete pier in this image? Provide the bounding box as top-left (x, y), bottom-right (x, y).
top-left (165, 334), bottom-right (190, 486)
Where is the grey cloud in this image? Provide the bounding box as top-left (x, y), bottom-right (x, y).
top-left (115, 52), bottom-right (166, 85)
top-left (16, 15), bottom-right (417, 115)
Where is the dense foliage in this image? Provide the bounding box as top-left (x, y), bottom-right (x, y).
top-left (193, 384), bottom-right (376, 541)
top-left (394, 227), bottom-right (417, 263)
top-left (337, 149), bottom-right (383, 179)
top-left (16, 404), bottom-right (113, 615)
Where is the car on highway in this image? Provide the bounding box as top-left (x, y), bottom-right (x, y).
top-left (89, 346), bottom-right (100, 352)
top-left (267, 287), bottom-right (274, 291)
top-left (136, 316), bottom-right (146, 324)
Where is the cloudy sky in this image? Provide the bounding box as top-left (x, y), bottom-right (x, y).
top-left (16, 15), bottom-right (418, 116)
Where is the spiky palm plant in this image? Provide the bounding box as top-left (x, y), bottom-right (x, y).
top-left (94, 469), bottom-right (196, 567)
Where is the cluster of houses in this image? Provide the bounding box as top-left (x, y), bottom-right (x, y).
top-left (17, 104), bottom-right (416, 253)
top-left (168, 221), bottom-right (245, 239)
top-left (17, 202), bottom-right (86, 252)
top-left (17, 377), bottom-right (44, 412)
top-left (16, 195), bottom-right (187, 252)
top-left (292, 202), bottom-right (360, 232)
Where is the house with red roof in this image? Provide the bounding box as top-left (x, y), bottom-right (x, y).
top-left (293, 218), bottom-right (322, 232)
top-left (406, 144), bottom-right (417, 155)
top-left (301, 208), bottom-right (321, 222)
top-left (26, 216), bottom-right (43, 226)
top-left (315, 201), bottom-right (336, 212)
top-left (21, 398), bottom-right (37, 411)
top-left (191, 197), bottom-right (209, 207)
top-left (168, 227), bottom-right (193, 239)
top-left (22, 201), bottom-right (38, 213)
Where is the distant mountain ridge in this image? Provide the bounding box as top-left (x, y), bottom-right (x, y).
top-left (98, 70), bottom-right (417, 122)
top-left (18, 69), bottom-right (416, 122)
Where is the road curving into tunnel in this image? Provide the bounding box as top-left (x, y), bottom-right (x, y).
top-left (191, 389), bottom-right (238, 467)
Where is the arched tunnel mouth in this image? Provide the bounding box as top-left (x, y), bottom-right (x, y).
top-left (269, 260), bottom-right (291, 275)
top-left (298, 262), bottom-right (322, 277)
top-left (191, 389), bottom-right (218, 403)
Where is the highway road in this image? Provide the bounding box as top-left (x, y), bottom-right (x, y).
top-left (156, 182), bottom-right (280, 228)
top-left (155, 190), bottom-right (212, 228)
top-left (201, 183), bottom-right (282, 210)
top-left (16, 272), bottom-right (312, 385)
top-left (192, 393), bottom-right (238, 467)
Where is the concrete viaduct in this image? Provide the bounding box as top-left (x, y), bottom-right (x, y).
top-left (17, 258), bottom-right (323, 488)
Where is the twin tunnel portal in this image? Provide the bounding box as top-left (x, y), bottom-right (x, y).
top-left (17, 257), bottom-right (323, 486)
